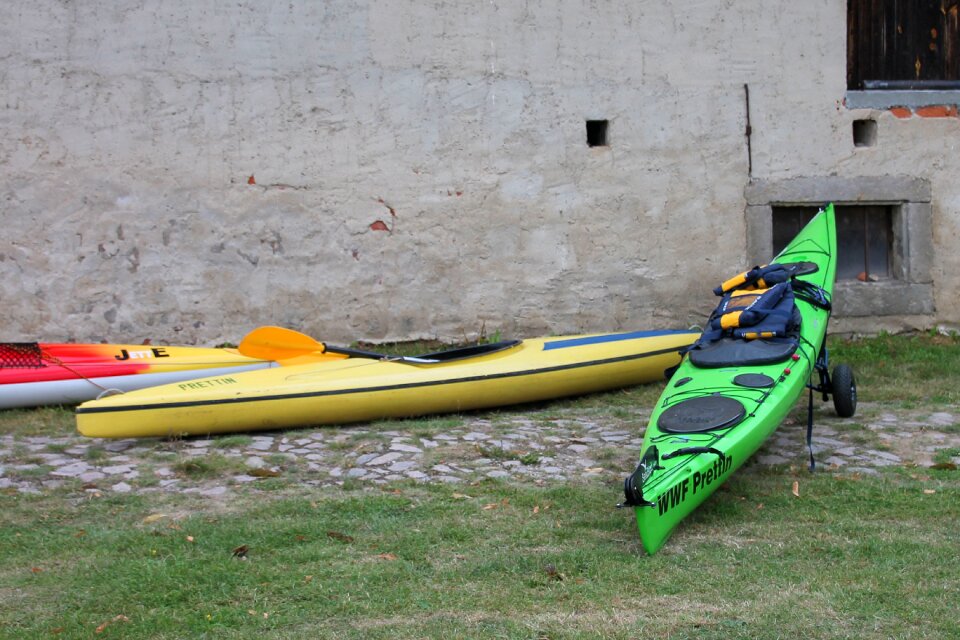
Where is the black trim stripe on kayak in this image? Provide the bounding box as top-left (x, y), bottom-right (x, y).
top-left (75, 345), bottom-right (685, 415)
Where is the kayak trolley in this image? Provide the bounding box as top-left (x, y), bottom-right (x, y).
top-left (810, 345), bottom-right (857, 418)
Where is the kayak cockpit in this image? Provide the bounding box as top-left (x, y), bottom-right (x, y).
top-left (322, 339), bottom-right (523, 364)
top-left (688, 336), bottom-right (798, 368)
top-left (683, 261), bottom-right (827, 369)
top-left (405, 340), bottom-right (522, 364)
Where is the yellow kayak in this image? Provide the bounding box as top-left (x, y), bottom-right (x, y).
top-left (75, 329), bottom-right (698, 438)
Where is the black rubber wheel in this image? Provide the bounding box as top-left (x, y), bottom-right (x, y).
top-left (831, 364), bottom-right (857, 417)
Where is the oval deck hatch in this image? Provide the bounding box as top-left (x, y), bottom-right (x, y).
top-left (733, 373), bottom-right (775, 388)
top-left (657, 395), bottom-right (746, 433)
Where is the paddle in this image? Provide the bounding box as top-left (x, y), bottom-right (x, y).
top-left (237, 326), bottom-right (386, 362)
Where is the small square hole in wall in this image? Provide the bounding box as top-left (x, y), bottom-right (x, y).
top-left (853, 119), bottom-right (877, 147)
top-left (586, 120), bottom-right (609, 147)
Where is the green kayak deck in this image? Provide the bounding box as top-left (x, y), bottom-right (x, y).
top-left (622, 204), bottom-right (856, 554)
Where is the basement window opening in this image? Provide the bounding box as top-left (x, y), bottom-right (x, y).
top-left (773, 205), bottom-right (893, 281)
top-left (746, 177), bottom-right (933, 318)
top-left (586, 120), bottom-right (609, 147)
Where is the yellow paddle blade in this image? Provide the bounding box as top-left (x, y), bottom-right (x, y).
top-left (237, 326), bottom-right (328, 361)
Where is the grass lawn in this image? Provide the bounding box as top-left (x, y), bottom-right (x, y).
top-left (1, 334), bottom-right (960, 638)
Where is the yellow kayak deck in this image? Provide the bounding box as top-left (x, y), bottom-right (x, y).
top-left (76, 330), bottom-right (698, 438)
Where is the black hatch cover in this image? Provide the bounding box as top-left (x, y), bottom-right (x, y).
top-left (657, 395), bottom-right (747, 433)
top-left (733, 373), bottom-right (775, 388)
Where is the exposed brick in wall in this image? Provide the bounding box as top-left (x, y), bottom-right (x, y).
top-left (889, 105), bottom-right (959, 118)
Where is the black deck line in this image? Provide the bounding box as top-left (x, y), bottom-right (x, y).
top-left (75, 346), bottom-right (684, 415)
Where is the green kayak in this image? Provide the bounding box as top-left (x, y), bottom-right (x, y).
top-left (621, 203), bottom-right (857, 554)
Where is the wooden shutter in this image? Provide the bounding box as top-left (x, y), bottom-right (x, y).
top-left (848, 0), bottom-right (960, 89)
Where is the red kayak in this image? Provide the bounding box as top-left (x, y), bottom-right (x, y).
top-left (0, 327), bottom-right (350, 409)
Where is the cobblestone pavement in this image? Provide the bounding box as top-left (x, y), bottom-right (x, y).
top-left (2, 401), bottom-right (959, 498)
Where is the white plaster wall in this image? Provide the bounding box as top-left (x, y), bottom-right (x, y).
top-left (1, 0), bottom-right (956, 344)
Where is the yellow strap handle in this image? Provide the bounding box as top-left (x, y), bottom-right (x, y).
top-left (720, 311), bottom-right (743, 330)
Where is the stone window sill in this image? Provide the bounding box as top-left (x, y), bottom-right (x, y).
top-left (845, 90), bottom-right (960, 111)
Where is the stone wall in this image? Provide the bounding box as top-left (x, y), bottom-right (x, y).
top-left (2, 1), bottom-right (958, 344)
